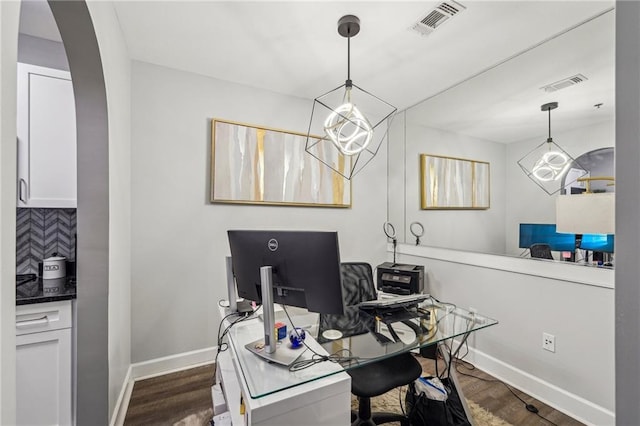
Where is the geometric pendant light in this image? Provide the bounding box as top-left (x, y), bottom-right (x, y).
top-left (305, 15), bottom-right (397, 180)
top-left (517, 102), bottom-right (588, 195)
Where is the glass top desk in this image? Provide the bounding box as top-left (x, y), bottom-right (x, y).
top-left (226, 299), bottom-right (498, 399)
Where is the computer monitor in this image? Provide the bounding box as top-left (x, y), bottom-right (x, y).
top-left (519, 223), bottom-right (576, 252)
top-left (579, 234), bottom-right (614, 253)
top-left (228, 230), bottom-right (345, 315)
top-left (227, 229), bottom-right (345, 366)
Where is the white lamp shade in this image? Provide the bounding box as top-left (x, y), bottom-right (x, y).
top-left (556, 193), bottom-right (615, 234)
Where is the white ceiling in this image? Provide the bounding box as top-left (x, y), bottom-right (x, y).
top-left (407, 7), bottom-right (615, 144)
top-left (19, 0), bottom-right (615, 144)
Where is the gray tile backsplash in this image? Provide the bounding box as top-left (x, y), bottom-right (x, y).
top-left (16, 208), bottom-right (77, 274)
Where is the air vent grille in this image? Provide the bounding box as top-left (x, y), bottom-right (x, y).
top-left (438, 2), bottom-right (463, 16)
top-left (421, 10), bottom-right (448, 28)
top-left (412, 1), bottom-right (466, 36)
top-left (541, 74), bottom-right (589, 93)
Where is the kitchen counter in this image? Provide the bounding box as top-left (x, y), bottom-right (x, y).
top-left (16, 275), bottom-right (76, 305)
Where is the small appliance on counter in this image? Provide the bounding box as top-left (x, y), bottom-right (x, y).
top-left (42, 277), bottom-right (67, 294)
top-left (376, 262), bottom-right (424, 295)
top-left (42, 255), bottom-right (66, 279)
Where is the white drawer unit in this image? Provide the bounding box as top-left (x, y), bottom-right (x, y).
top-left (16, 300), bottom-right (73, 426)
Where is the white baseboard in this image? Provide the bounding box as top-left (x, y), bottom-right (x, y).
top-left (109, 365), bottom-right (132, 426)
top-left (130, 346), bottom-right (217, 381)
top-left (108, 346), bottom-right (218, 426)
top-left (464, 346), bottom-right (615, 426)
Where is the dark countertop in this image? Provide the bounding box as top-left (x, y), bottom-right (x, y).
top-left (16, 275), bottom-right (76, 306)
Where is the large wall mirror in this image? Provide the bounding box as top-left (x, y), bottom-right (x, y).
top-left (387, 7), bottom-right (614, 263)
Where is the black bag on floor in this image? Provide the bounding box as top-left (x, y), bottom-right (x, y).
top-left (405, 377), bottom-right (471, 426)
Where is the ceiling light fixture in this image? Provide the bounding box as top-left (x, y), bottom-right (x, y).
top-left (517, 102), bottom-right (587, 195)
top-left (306, 15), bottom-right (397, 179)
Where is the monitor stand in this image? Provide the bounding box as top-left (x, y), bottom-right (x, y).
top-left (244, 265), bottom-right (305, 367)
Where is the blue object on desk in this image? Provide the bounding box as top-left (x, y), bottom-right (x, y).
top-left (289, 327), bottom-right (306, 348)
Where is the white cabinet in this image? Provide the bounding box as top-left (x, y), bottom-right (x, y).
top-left (17, 63), bottom-right (77, 208)
top-left (16, 300), bottom-right (73, 426)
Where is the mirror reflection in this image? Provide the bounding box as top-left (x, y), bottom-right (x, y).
top-left (388, 8), bottom-right (615, 264)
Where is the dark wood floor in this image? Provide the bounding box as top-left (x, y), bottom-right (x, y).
top-left (123, 364), bottom-right (215, 425)
top-left (123, 357), bottom-right (584, 426)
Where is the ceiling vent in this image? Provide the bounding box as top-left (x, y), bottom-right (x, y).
top-left (540, 74), bottom-right (589, 93)
top-left (412, 1), bottom-right (466, 36)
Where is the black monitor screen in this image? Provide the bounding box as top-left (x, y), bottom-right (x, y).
top-left (519, 223), bottom-right (576, 252)
top-left (227, 230), bottom-right (345, 315)
top-left (579, 234), bottom-right (614, 253)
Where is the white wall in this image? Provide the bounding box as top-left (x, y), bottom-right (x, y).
top-left (86, 1), bottom-right (132, 416)
top-left (130, 61), bottom-right (388, 362)
top-left (505, 120), bottom-right (615, 256)
top-left (395, 244), bottom-right (615, 425)
top-left (388, 116), bottom-right (507, 254)
top-left (0, 2), bottom-right (20, 424)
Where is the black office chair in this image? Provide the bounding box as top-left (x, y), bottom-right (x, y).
top-left (319, 262), bottom-right (423, 426)
top-left (530, 243), bottom-right (554, 260)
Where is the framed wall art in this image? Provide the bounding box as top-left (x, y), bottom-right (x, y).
top-left (420, 154), bottom-right (490, 210)
top-left (211, 119), bottom-right (351, 207)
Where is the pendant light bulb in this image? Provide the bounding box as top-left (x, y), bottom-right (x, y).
top-left (324, 86), bottom-right (373, 155)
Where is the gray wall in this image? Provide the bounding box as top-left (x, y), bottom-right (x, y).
top-left (615, 2), bottom-right (640, 424)
top-left (130, 60), bottom-right (389, 362)
top-left (388, 113), bottom-right (507, 253)
top-left (18, 33), bottom-right (69, 71)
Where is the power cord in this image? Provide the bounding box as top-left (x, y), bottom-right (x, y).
top-left (453, 353), bottom-right (559, 426)
top-left (212, 306), bottom-right (261, 381)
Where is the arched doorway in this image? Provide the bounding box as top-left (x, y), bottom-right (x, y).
top-left (44, 1), bottom-right (110, 423)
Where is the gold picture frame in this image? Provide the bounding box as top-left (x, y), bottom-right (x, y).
top-left (420, 154), bottom-right (490, 210)
top-left (210, 119), bottom-right (351, 208)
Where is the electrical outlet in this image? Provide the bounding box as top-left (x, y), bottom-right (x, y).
top-left (543, 333), bottom-right (555, 352)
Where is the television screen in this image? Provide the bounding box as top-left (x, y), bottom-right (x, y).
top-left (519, 223), bottom-right (576, 252)
top-left (579, 234), bottom-right (614, 253)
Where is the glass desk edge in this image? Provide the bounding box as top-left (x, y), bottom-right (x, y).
top-left (225, 303), bottom-right (498, 399)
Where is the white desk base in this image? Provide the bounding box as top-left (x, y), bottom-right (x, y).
top-left (216, 308), bottom-right (351, 425)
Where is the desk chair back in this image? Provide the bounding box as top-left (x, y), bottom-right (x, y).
top-left (318, 262), bottom-right (377, 343)
top-left (530, 243), bottom-right (554, 259)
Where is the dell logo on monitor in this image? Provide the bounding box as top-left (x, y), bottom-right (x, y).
top-left (267, 238), bottom-right (279, 252)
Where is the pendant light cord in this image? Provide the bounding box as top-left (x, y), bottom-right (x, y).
top-left (346, 35), bottom-right (352, 86)
top-left (548, 108), bottom-right (552, 141)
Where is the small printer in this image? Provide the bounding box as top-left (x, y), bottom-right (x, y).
top-left (376, 262), bottom-right (425, 295)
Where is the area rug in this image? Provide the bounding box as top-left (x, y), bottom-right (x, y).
top-left (363, 390), bottom-right (514, 426)
top-left (172, 393), bottom-right (512, 426)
